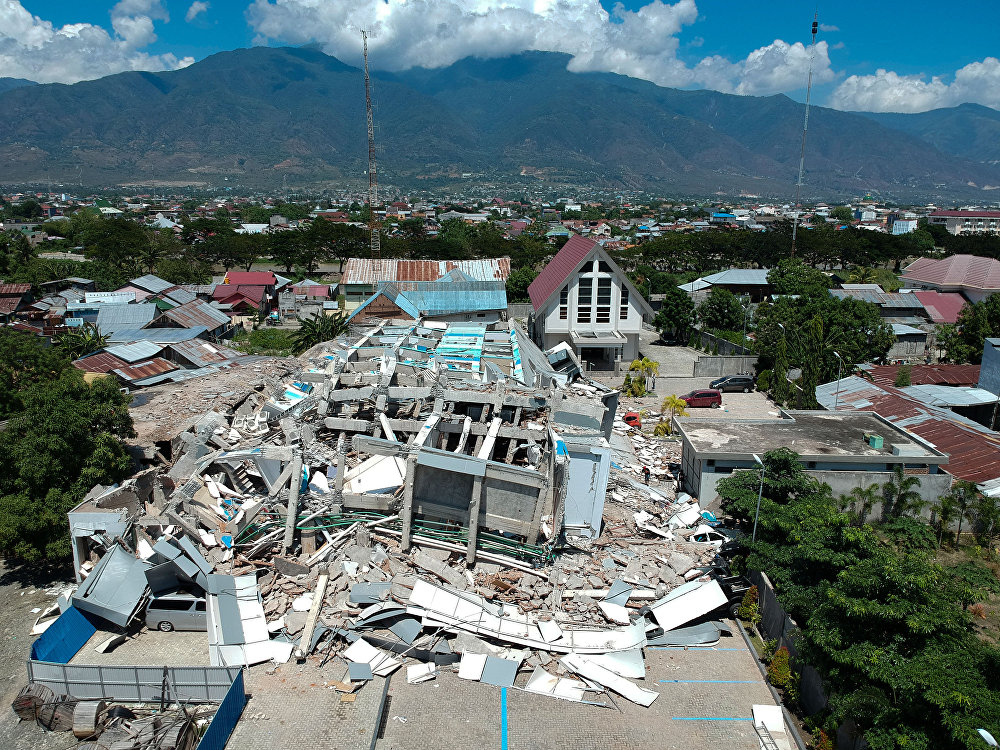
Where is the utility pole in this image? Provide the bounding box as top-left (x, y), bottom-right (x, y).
top-left (790, 13), bottom-right (819, 257)
top-left (361, 30), bottom-right (381, 259)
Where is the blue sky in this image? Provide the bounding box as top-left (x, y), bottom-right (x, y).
top-left (6, 0), bottom-right (1000, 112)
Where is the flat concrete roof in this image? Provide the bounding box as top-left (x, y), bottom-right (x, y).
top-left (676, 410), bottom-right (947, 462)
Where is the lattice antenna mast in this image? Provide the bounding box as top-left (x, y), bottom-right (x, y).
top-left (790, 13), bottom-right (819, 257)
top-left (362, 30), bottom-right (381, 259)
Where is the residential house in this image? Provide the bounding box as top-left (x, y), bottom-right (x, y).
top-left (901, 254), bottom-right (1000, 303)
top-left (0, 283), bottom-right (33, 321)
top-left (527, 234), bottom-right (653, 367)
top-left (912, 290), bottom-right (967, 325)
top-left (680, 268), bottom-right (772, 304)
top-left (339, 258), bottom-right (511, 309)
top-left (156, 300), bottom-right (233, 340)
top-left (348, 280), bottom-right (508, 325)
top-left (675, 410), bottom-right (950, 508)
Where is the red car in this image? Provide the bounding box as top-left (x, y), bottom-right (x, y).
top-left (681, 389), bottom-right (722, 408)
top-left (623, 411), bottom-right (642, 428)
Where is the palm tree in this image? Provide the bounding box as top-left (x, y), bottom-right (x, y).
top-left (943, 480), bottom-right (979, 547)
top-left (848, 266), bottom-right (878, 284)
top-left (880, 465), bottom-right (924, 520)
top-left (290, 311), bottom-right (348, 355)
top-left (657, 394), bottom-right (689, 436)
top-left (629, 357), bottom-right (660, 378)
top-left (934, 492), bottom-right (959, 547)
top-left (845, 484), bottom-right (879, 527)
top-left (54, 323), bottom-right (108, 360)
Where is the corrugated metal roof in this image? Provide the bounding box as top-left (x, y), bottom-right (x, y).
top-left (912, 291), bottom-right (967, 324)
top-left (223, 271), bottom-right (276, 286)
top-left (900, 385), bottom-right (998, 407)
top-left (701, 268), bottom-right (771, 285)
top-left (527, 235), bottom-right (597, 309)
top-left (213, 285), bottom-right (267, 302)
top-left (0, 283), bottom-right (31, 295)
top-left (163, 287), bottom-right (197, 305)
top-left (868, 364), bottom-right (980, 387)
top-left (831, 289), bottom-right (926, 308)
top-left (162, 300), bottom-right (230, 330)
top-left (817, 376), bottom-right (1000, 483)
top-left (96, 303), bottom-right (156, 335)
top-left (891, 322), bottom-right (926, 336)
top-left (108, 326), bottom-right (209, 343)
top-left (129, 274), bottom-right (174, 294)
top-left (402, 281), bottom-right (508, 316)
top-left (902, 254), bottom-right (1000, 291)
top-left (166, 339), bottom-right (240, 368)
top-left (342, 258), bottom-right (511, 285)
top-left (113, 357), bottom-right (178, 382)
top-left (73, 351), bottom-right (130, 373)
top-left (104, 340), bottom-right (164, 363)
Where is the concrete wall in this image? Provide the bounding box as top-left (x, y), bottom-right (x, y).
top-left (981, 339), bottom-right (1000, 395)
top-left (693, 465), bottom-right (950, 510)
top-left (507, 303), bottom-right (535, 320)
top-left (693, 355), bottom-right (759, 378)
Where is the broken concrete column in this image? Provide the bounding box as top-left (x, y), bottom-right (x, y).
top-left (400, 451), bottom-right (417, 552)
top-left (282, 453), bottom-right (303, 553)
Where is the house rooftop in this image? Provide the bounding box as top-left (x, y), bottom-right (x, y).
top-left (676, 410), bottom-right (943, 461)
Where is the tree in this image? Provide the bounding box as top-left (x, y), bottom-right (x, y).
top-left (505, 267), bottom-right (538, 304)
top-left (268, 228), bottom-right (309, 274)
top-left (0, 367), bottom-right (134, 561)
top-left (935, 323), bottom-right (972, 363)
top-left (658, 394), bottom-right (689, 435)
top-left (796, 315), bottom-right (823, 409)
top-left (771, 334), bottom-right (790, 406)
top-left (971, 492), bottom-right (1000, 548)
top-left (54, 323), bottom-right (108, 360)
top-left (894, 364), bottom-right (912, 387)
top-left (290, 311), bottom-right (348, 354)
top-left (948, 293), bottom-right (1000, 363)
top-left (881, 465), bottom-right (924, 520)
top-left (652, 287), bottom-right (696, 340)
top-left (697, 287), bottom-right (743, 331)
top-left (768, 258), bottom-right (830, 298)
top-left (943, 480), bottom-right (980, 547)
top-left (830, 206), bottom-right (855, 224)
top-left (841, 484), bottom-right (879, 527)
top-left (935, 491), bottom-right (960, 547)
top-left (0, 328), bottom-right (71, 418)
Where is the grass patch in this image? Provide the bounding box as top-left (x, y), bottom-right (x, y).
top-left (231, 328), bottom-right (296, 356)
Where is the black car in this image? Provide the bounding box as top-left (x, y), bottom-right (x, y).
top-left (710, 374), bottom-right (756, 393)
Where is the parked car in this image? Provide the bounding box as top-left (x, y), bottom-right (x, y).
top-left (145, 590), bottom-right (207, 632)
top-left (623, 411), bottom-right (642, 428)
top-left (681, 389), bottom-right (722, 408)
top-left (710, 374), bottom-right (756, 393)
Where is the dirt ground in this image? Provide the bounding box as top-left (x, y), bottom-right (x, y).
top-left (0, 561), bottom-right (76, 750)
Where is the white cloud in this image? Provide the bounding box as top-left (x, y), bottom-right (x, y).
top-left (0, 0), bottom-right (193, 84)
top-left (819, 23), bottom-right (838, 32)
top-left (830, 57), bottom-right (1000, 112)
top-left (186, 1), bottom-right (209, 23)
top-left (245, 0), bottom-right (835, 96)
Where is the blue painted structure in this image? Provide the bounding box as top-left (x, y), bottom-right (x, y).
top-left (30, 605), bottom-right (96, 663)
top-left (196, 670), bottom-right (247, 750)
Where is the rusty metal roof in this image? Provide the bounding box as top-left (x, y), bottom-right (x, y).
top-left (0, 283), bottom-right (31, 296)
top-left (817, 376), bottom-right (1000, 483)
top-left (113, 357), bottom-right (178, 382)
top-left (868, 364), bottom-right (981, 388)
top-left (73, 351), bottom-right (130, 373)
top-left (341, 258), bottom-right (511, 285)
top-left (166, 339), bottom-right (240, 368)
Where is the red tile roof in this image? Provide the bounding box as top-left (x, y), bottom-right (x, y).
top-left (912, 290), bottom-right (967, 324)
top-left (527, 234), bottom-right (598, 310)
top-left (902, 254), bottom-right (1000, 291)
top-left (222, 271), bottom-right (276, 286)
top-left (868, 364), bottom-right (981, 388)
top-left (73, 352), bottom-right (130, 373)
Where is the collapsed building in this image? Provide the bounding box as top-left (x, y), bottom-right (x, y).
top-left (33, 317), bottom-right (753, 738)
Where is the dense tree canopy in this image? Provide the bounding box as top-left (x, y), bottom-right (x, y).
top-left (0, 332), bottom-right (135, 561)
top-left (718, 451), bottom-right (1000, 750)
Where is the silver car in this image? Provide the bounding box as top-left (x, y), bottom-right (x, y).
top-left (145, 590), bottom-right (207, 632)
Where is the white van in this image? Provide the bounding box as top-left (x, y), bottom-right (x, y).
top-left (145, 590), bottom-right (207, 632)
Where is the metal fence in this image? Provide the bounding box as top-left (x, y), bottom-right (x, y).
top-left (26, 661), bottom-right (242, 703)
top-left (196, 670), bottom-right (246, 750)
top-left (30, 606), bottom-right (96, 663)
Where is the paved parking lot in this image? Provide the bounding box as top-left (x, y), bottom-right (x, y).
top-left (377, 621), bottom-right (775, 750)
top-left (70, 626), bottom-right (210, 666)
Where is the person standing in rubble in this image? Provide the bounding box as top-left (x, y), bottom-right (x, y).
top-left (642, 466), bottom-right (651, 485)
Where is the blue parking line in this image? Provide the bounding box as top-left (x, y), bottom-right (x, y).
top-left (672, 717), bottom-right (754, 721)
top-left (659, 680), bottom-right (759, 684)
top-left (500, 687), bottom-right (508, 750)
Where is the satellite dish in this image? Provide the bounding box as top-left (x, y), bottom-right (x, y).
top-left (979, 729), bottom-right (999, 747)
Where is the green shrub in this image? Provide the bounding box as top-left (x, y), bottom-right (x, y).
top-left (653, 421), bottom-right (670, 437)
top-left (813, 729), bottom-right (833, 750)
top-left (232, 328), bottom-right (296, 355)
top-left (767, 646), bottom-right (792, 688)
top-left (738, 585), bottom-right (761, 626)
top-left (756, 370), bottom-right (771, 391)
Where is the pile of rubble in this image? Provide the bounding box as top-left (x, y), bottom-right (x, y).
top-left (46, 320), bottom-right (746, 713)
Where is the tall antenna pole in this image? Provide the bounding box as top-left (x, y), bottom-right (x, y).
top-left (362, 30), bottom-right (381, 260)
top-left (790, 13), bottom-right (818, 257)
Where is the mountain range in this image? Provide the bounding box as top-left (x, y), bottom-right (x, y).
top-left (1, 47), bottom-right (998, 200)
